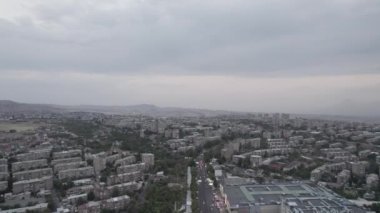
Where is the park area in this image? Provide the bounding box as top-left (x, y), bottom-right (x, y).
top-left (0, 121), bottom-right (40, 132)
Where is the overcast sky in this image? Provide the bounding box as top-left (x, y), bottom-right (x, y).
top-left (0, 0), bottom-right (379, 116)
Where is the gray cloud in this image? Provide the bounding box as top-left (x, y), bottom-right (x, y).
top-left (0, 0), bottom-right (380, 117)
top-left (0, 0), bottom-right (379, 75)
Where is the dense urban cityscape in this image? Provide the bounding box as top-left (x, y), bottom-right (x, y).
top-left (1, 0), bottom-right (380, 212)
top-left (0, 102), bottom-right (379, 213)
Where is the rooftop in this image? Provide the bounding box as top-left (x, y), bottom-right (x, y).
top-left (224, 183), bottom-right (365, 213)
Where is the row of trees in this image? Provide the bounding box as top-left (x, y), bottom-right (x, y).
top-left (190, 167), bottom-right (200, 213)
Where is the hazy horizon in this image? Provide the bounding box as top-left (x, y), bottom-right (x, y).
top-left (0, 0), bottom-right (379, 117)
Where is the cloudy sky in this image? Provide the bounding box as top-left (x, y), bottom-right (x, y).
top-left (0, 0), bottom-right (379, 116)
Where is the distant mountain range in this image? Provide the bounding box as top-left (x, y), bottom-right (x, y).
top-left (0, 100), bottom-right (236, 117)
top-left (0, 100), bottom-right (62, 113)
top-left (0, 100), bottom-right (379, 122)
top-left (62, 103), bottom-right (238, 117)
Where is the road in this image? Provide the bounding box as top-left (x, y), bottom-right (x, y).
top-left (197, 159), bottom-right (220, 213)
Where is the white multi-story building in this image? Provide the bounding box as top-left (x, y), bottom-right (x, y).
top-left (315, 140), bottom-right (328, 147)
top-left (250, 155), bottom-right (262, 168)
top-left (0, 159), bottom-right (7, 165)
top-left (246, 138), bottom-right (261, 149)
top-left (310, 166), bottom-right (325, 182)
top-left (333, 155), bottom-right (358, 163)
top-left (106, 154), bottom-right (122, 164)
top-left (117, 163), bottom-right (145, 174)
top-left (329, 142), bottom-right (343, 148)
top-left (252, 148), bottom-right (293, 157)
top-left (51, 157), bottom-right (82, 166)
top-left (172, 129), bottom-right (180, 139)
top-left (115, 156), bottom-right (136, 167)
top-left (232, 155), bottom-right (245, 165)
top-left (58, 167), bottom-right (94, 180)
top-left (0, 164), bottom-right (7, 173)
top-left (0, 203), bottom-right (48, 213)
top-left (178, 146), bottom-right (195, 152)
top-left (351, 161), bottom-right (368, 177)
top-left (303, 138), bottom-right (316, 144)
top-left (325, 162), bottom-right (347, 172)
top-left (102, 195), bottom-right (130, 210)
top-left (106, 182), bottom-right (139, 197)
top-left (16, 149), bottom-right (51, 161)
top-left (64, 193), bottom-right (88, 205)
top-left (13, 168), bottom-right (53, 181)
top-left (289, 136), bottom-right (303, 142)
top-left (141, 153), bottom-right (154, 167)
top-left (267, 139), bottom-right (288, 148)
top-left (54, 161), bottom-right (87, 173)
top-left (0, 172), bottom-right (9, 181)
top-left (337, 170), bottom-right (350, 186)
top-left (326, 151), bottom-right (351, 159)
top-left (13, 176), bottom-right (53, 194)
top-left (78, 201), bottom-right (100, 212)
top-left (67, 185), bottom-right (95, 196)
top-left (73, 178), bottom-right (92, 186)
top-left (0, 181), bottom-right (7, 191)
top-left (107, 172), bottom-right (142, 185)
top-left (12, 159), bottom-right (48, 172)
top-left (53, 149), bottom-right (82, 159)
top-left (321, 148), bottom-right (342, 155)
top-left (366, 173), bottom-right (379, 189)
top-left (92, 152), bottom-right (107, 175)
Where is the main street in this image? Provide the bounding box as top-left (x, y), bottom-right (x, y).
top-left (197, 159), bottom-right (220, 213)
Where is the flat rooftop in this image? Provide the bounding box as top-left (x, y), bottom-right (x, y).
top-left (226, 183), bottom-right (317, 204)
top-left (224, 183), bottom-right (366, 213)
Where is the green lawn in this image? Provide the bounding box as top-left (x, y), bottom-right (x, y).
top-left (0, 121), bottom-right (39, 132)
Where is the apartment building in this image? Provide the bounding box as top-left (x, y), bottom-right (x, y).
top-left (0, 172), bottom-right (9, 181)
top-left (51, 157), bottom-right (82, 166)
top-left (13, 168), bottom-right (53, 181)
top-left (16, 149), bottom-right (51, 161)
top-left (12, 159), bottom-right (48, 172)
top-left (106, 171), bottom-right (142, 185)
top-left (114, 156), bottom-right (136, 167)
top-left (141, 153), bottom-right (154, 167)
top-left (106, 182), bottom-right (139, 197)
top-left (13, 176), bottom-right (53, 194)
top-left (117, 163), bottom-right (145, 174)
top-left (58, 167), bottom-right (95, 180)
top-left (54, 161), bottom-right (87, 173)
top-left (53, 149), bottom-right (82, 159)
top-left (0, 181), bottom-right (7, 191)
top-left (250, 155), bottom-right (263, 168)
top-left (102, 195), bottom-right (130, 210)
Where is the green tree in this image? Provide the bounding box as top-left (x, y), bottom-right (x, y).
top-left (111, 188), bottom-right (120, 197)
top-left (87, 191), bottom-right (95, 201)
top-left (46, 195), bottom-right (56, 211)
